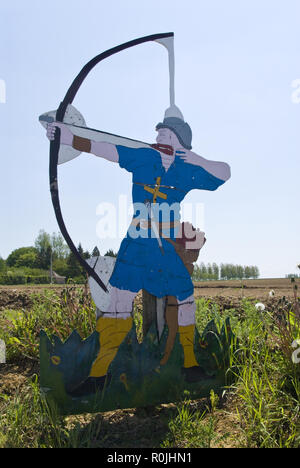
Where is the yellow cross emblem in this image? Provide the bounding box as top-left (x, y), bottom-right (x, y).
top-left (144, 177), bottom-right (167, 204)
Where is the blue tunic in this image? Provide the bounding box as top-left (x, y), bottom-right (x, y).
top-left (109, 146), bottom-right (225, 301)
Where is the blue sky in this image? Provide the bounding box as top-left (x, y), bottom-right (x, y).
top-left (0, 0), bottom-right (299, 278)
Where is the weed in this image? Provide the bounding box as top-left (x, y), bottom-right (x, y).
top-left (0, 288), bottom-right (299, 448)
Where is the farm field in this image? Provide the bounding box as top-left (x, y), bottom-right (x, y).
top-left (0, 278), bottom-right (296, 311)
top-left (194, 278), bottom-right (296, 300)
top-left (0, 278), bottom-right (299, 448)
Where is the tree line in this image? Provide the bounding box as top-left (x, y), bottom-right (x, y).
top-left (0, 230), bottom-right (117, 284)
top-left (192, 262), bottom-right (260, 281)
top-left (0, 229), bottom-right (261, 285)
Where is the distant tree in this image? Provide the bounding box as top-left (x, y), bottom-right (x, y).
top-left (220, 263), bottom-right (226, 280)
top-left (77, 243), bottom-right (84, 258)
top-left (52, 258), bottom-right (68, 277)
top-left (66, 249), bottom-right (82, 278)
top-left (253, 266), bottom-right (260, 279)
top-left (6, 247), bottom-right (39, 268)
top-left (51, 232), bottom-right (69, 260)
top-left (105, 249), bottom-right (118, 258)
top-left (34, 230), bottom-right (70, 269)
top-left (76, 244), bottom-right (90, 259)
top-left (15, 251), bottom-right (39, 268)
top-left (236, 265), bottom-right (244, 280)
top-left (207, 263), bottom-right (213, 280)
top-left (231, 264), bottom-right (238, 279)
top-left (192, 262), bottom-right (220, 281)
top-left (194, 262), bottom-right (260, 281)
top-left (227, 264), bottom-right (233, 279)
top-left (192, 264), bottom-right (201, 281)
top-left (244, 266), bottom-right (251, 279)
top-left (92, 246), bottom-right (100, 257)
top-left (66, 243), bottom-right (91, 279)
top-left (34, 230), bottom-right (52, 269)
top-left (83, 250), bottom-right (91, 260)
top-left (0, 257), bottom-right (6, 272)
top-left (223, 264), bottom-right (231, 279)
top-left (200, 262), bottom-right (207, 280)
top-left (246, 265), bottom-right (259, 279)
top-left (75, 245), bottom-right (90, 260)
top-left (212, 263), bottom-right (219, 280)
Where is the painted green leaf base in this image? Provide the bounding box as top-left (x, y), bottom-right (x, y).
top-left (40, 318), bottom-right (236, 415)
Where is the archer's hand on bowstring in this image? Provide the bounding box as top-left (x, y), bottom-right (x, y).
top-left (46, 122), bottom-right (73, 146)
top-left (176, 149), bottom-right (204, 166)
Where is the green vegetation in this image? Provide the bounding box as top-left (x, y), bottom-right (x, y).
top-left (0, 284), bottom-right (299, 448)
top-left (0, 285), bottom-right (95, 361)
top-left (0, 230), bottom-right (109, 285)
top-left (192, 263), bottom-right (260, 281)
top-left (2, 228), bottom-right (264, 285)
top-left (1, 228), bottom-right (262, 286)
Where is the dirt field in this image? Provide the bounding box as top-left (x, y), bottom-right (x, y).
top-left (0, 278), bottom-right (297, 311)
top-left (194, 278), bottom-right (297, 302)
top-left (0, 284), bottom-right (66, 310)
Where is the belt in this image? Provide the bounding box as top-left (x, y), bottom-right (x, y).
top-left (130, 218), bottom-right (180, 235)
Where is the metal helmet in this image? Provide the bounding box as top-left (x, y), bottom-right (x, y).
top-left (156, 116), bottom-right (192, 150)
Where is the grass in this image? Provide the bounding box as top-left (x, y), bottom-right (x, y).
top-left (0, 285), bottom-right (300, 448)
top-left (0, 284), bottom-right (96, 361)
top-left (161, 390), bottom-right (230, 448)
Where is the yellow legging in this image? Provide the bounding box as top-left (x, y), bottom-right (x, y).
top-left (89, 316), bottom-right (197, 378)
top-left (90, 316), bottom-right (133, 378)
top-left (179, 324), bottom-right (198, 368)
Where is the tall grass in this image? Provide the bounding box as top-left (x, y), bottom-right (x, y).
top-left (0, 286), bottom-right (299, 448)
top-left (0, 284), bottom-right (96, 361)
top-left (161, 390), bottom-right (229, 448)
top-left (0, 375), bottom-right (106, 448)
top-left (194, 296), bottom-right (300, 447)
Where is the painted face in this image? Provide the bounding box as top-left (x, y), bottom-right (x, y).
top-left (156, 128), bottom-right (181, 148)
top-left (156, 128), bottom-right (172, 145)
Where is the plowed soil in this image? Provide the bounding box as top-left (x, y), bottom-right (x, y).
top-left (194, 278), bottom-right (296, 302)
top-left (0, 278), bottom-right (296, 311)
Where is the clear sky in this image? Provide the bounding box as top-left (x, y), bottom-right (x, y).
top-left (0, 0), bottom-right (299, 278)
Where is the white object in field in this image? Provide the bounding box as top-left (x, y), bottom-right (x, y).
top-left (39, 104), bottom-right (151, 165)
top-left (156, 297), bottom-right (166, 341)
top-left (0, 339), bottom-right (6, 364)
top-left (292, 339), bottom-right (300, 364)
top-left (255, 302), bottom-right (266, 311)
top-left (87, 256), bottom-right (116, 312)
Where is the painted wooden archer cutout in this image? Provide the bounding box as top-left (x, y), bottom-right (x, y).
top-left (39, 33), bottom-right (232, 415)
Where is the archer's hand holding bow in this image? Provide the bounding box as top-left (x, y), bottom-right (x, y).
top-left (47, 122), bottom-right (73, 146)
